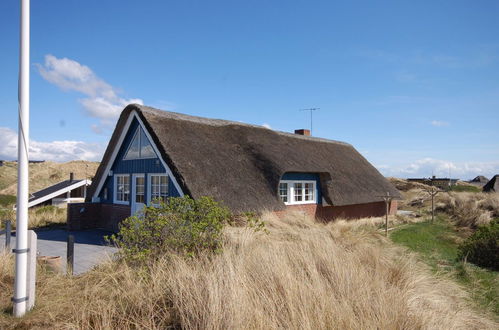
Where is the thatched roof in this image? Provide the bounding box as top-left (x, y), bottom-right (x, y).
top-left (89, 104), bottom-right (401, 212)
top-left (471, 176), bottom-right (489, 183)
top-left (483, 175), bottom-right (499, 193)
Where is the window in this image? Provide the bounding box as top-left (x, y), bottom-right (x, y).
top-left (294, 183), bottom-right (303, 202)
top-left (304, 182), bottom-right (314, 201)
top-left (123, 126), bottom-right (156, 160)
top-left (278, 180), bottom-right (316, 205)
top-left (279, 182), bottom-right (288, 202)
top-left (115, 174), bottom-right (130, 203)
top-left (149, 174), bottom-right (168, 203)
top-left (135, 176), bottom-right (145, 203)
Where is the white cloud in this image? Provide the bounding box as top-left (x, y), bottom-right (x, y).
top-left (262, 123), bottom-right (272, 129)
top-left (377, 157), bottom-right (499, 180)
top-left (0, 127), bottom-right (104, 162)
top-left (36, 55), bottom-right (143, 130)
top-left (430, 120), bottom-right (449, 127)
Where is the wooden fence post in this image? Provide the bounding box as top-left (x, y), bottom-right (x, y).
top-left (67, 234), bottom-right (74, 276)
top-left (6, 220), bottom-right (11, 249)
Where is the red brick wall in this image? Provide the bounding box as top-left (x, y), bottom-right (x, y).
top-left (274, 201), bottom-right (398, 221)
top-left (68, 203), bottom-right (130, 232)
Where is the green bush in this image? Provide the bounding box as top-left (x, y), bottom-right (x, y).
top-left (109, 196), bottom-right (231, 262)
top-left (0, 194), bottom-right (16, 207)
top-left (458, 218), bottom-right (499, 270)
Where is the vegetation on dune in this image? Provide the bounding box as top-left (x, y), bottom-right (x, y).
top-left (391, 215), bottom-right (498, 317)
top-left (458, 218), bottom-right (499, 271)
top-left (0, 160), bottom-right (99, 195)
top-left (108, 196), bottom-right (231, 262)
top-left (0, 195), bottom-right (16, 207)
top-left (1, 207), bottom-right (497, 329)
top-left (450, 185), bottom-right (482, 193)
top-left (0, 205), bottom-right (66, 230)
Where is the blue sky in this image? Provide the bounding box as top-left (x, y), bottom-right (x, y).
top-left (0, 0), bottom-right (498, 179)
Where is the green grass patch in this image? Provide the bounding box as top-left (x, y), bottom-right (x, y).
top-left (0, 195), bottom-right (15, 207)
top-left (449, 185), bottom-right (482, 193)
top-left (391, 215), bottom-right (499, 317)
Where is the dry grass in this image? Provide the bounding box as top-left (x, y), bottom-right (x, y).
top-left (0, 160), bottom-right (99, 195)
top-left (437, 192), bottom-right (499, 228)
top-left (0, 205), bottom-right (66, 230)
top-left (1, 212), bottom-right (496, 329)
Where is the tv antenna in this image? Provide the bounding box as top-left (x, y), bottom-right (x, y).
top-left (299, 108), bottom-right (320, 135)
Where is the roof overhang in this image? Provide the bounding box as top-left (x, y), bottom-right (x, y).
top-left (26, 179), bottom-right (91, 208)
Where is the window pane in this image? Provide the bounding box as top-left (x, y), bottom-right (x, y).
top-left (304, 183), bottom-right (314, 201)
top-left (294, 183), bottom-right (303, 201)
top-left (139, 128), bottom-right (155, 158)
top-left (279, 182), bottom-right (288, 202)
top-left (123, 129), bottom-right (140, 160)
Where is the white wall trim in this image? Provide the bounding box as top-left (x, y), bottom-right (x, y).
top-left (27, 179), bottom-right (91, 208)
top-left (93, 112), bottom-right (135, 200)
top-left (135, 114), bottom-right (185, 197)
top-left (92, 110), bottom-right (185, 200)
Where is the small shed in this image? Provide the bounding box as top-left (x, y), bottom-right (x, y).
top-left (27, 173), bottom-right (91, 208)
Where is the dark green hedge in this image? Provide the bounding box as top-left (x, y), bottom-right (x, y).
top-left (458, 218), bottom-right (499, 270)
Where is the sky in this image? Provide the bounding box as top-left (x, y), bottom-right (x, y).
top-left (0, 0), bottom-right (498, 180)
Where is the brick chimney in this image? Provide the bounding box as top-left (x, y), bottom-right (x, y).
top-left (70, 172), bottom-right (74, 182)
top-left (294, 129), bottom-right (310, 136)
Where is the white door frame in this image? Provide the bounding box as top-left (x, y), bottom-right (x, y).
top-left (131, 173), bottom-right (145, 215)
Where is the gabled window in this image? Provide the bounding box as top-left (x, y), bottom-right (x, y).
top-left (123, 126), bottom-right (156, 160)
top-left (279, 180), bottom-right (316, 205)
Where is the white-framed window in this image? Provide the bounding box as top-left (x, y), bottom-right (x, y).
top-left (279, 180), bottom-right (316, 205)
top-left (148, 174), bottom-right (168, 204)
top-left (123, 126), bottom-right (156, 160)
top-left (114, 174), bottom-right (130, 204)
top-left (279, 182), bottom-right (288, 202)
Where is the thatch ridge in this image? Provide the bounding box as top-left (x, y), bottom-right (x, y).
top-left (88, 104), bottom-right (401, 212)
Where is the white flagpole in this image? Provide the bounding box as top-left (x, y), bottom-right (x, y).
top-left (14, 0), bottom-right (30, 317)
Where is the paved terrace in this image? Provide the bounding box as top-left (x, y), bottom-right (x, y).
top-left (1, 228), bottom-right (118, 275)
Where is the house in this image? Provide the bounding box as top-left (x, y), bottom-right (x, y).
top-left (407, 176), bottom-right (459, 190)
top-left (469, 175), bottom-right (489, 188)
top-left (483, 175), bottom-right (499, 193)
top-left (26, 173), bottom-right (91, 208)
top-left (68, 104), bottom-right (401, 231)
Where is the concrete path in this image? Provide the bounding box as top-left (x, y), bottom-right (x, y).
top-left (1, 228), bottom-right (118, 275)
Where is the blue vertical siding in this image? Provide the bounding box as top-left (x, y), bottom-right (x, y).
top-left (98, 118), bottom-right (181, 204)
top-left (281, 172), bottom-right (322, 204)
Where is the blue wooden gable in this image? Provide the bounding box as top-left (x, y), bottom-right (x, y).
top-left (98, 118), bottom-right (181, 204)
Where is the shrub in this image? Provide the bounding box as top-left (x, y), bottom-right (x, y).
top-left (437, 192), bottom-right (492, 228)
top-left (458, 218), bottom-right (499, 270)
top-left (109, 196), bottom-right (231, 262)
top-left (0, 194), bottom-right (16, 207)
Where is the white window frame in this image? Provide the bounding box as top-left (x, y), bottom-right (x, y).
top-left (114, 174), bottom-right (130, 205)
top-left (147, 173), bottom-right (169, 205)
top-left (279, 180), bottom-right (316, 205)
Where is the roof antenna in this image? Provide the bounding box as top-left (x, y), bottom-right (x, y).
top-left (299, 108), bottom-right (320, 136)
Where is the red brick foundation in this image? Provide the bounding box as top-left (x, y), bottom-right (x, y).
top-left (274, 201), bottom-right (398, 221)
top-left (68, 200), bottom-right (398, 232)
top-left (67, 203), bottom-right (131, 232)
